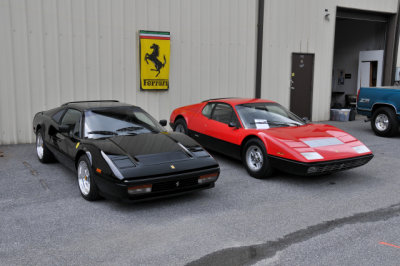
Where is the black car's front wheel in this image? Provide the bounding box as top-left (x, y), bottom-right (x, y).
top-left (242, 138), bottom-right (273, 179)
top-left (77, 155), bottom-right (101, 201)
top-left (36, 129), bottom-right (54, 163)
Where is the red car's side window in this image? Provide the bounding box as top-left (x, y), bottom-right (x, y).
top-left (201, 103), bottom-right (216, 118)
top-left (211, 103), bottom-right (233, 125)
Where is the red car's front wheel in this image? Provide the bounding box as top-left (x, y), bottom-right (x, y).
top-left (242, 138), bottom-right (273, 179)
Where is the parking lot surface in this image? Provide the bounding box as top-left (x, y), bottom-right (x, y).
top-left (1, 118), bottom-right (400, 265)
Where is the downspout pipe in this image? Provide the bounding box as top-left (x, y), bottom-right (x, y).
top-left (255, 0), bottom-right (264, 98)
top-left (391, 0), bottom-right (400, 84)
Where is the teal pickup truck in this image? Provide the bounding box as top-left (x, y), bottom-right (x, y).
top-left (357, 86), bottom-right (400, 137)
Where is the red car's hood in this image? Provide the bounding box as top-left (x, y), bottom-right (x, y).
top-left (259, 124), bottom-right (372, 162)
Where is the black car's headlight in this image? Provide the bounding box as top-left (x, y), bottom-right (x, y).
top-left (101, 151), bottom-right (135, 180)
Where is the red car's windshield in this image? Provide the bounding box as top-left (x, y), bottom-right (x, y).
top-left (235, 102), bottom-right (305, 129)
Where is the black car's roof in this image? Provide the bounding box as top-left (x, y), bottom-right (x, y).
top-left (62, 100), bottom-right (135, 111)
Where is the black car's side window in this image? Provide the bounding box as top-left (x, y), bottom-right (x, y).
top-left (210, 103), bottom-right (235, 125)
top-left (52, 109), bottom-right (65, 123)
top-left (61, 109), bottom-right (82, 137)
top-left (201, 103), bottom-right (216, 118)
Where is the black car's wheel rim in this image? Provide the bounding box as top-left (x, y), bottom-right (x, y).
top-left (36, 133), bottom-right (44, 160)
top-left (78, 161), bottom-right (91, 196)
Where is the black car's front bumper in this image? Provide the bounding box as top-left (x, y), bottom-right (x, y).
top-left (93, 166), bottom-right (220, 201)
top-left (269, 154), bottom-right (374, 176)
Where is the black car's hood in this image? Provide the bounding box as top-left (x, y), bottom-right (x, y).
top-left (85, 132), bottom-right (218, 180)
top-left (111, 133), bottom-right (182, 156)
top-left (92, 132), bottom-right (202, 165)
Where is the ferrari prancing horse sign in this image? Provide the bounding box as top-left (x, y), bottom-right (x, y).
top-left (139, 30), bottom-right (170, 90)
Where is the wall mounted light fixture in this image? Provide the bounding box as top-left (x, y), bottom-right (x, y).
top-left (324, 9), bottom-right (330, 20)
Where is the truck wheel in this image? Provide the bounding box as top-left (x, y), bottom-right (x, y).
top-left (371, 107), bottom-right (399, 137)
top-left (242, 138), bottom-right (274, 179)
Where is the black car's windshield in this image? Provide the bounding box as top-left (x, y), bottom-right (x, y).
top-left (84, 107), bottom-right (165, 139)
top-left (235, 102), bottom-right (305, 129)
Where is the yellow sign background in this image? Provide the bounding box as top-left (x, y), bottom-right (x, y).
top-left (140, 38), bottom-right (170, 90)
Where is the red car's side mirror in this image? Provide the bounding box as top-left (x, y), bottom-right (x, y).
top-left (228, 121), bottom-right (238, 129)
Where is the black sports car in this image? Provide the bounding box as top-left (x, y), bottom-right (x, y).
top-left (33, 100), bottom-right (220, 201)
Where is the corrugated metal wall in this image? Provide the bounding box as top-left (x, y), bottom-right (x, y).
top-left (0, 0), bottom-right (257, 144)
top-left (260, 0), bottom-right (398, 121)
top-left (1, 0), bottom-right (399, 144)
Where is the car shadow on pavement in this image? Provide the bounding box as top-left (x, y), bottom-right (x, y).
top-left (208, 149), bottom-right (366, 190)
top-left (105, 189), bottom-right (212, 211)
top-left (209, 150), bottom-right (352, 186)
top-left (273, 170), bottom-right (347, 184)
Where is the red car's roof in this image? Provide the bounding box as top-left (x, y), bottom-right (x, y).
top-left (206, 98), bottom-right (275, 106)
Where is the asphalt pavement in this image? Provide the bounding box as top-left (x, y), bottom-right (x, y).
top-left (1, 117), bottom-right (400, 266)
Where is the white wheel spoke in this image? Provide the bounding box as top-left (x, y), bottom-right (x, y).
top-left (246, 145), bottom-right (264, 171)
top-left (36, 133), bottom-right (44, 159)
top-left (375, 114), bottom-right (389, 131)
top-left (78, 161), bottom-right (91, 196)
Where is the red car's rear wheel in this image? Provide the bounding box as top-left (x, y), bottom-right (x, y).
top-left (174, 118), bottom-right (188, 135)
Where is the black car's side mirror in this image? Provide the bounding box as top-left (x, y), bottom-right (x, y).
top-left (159, 119), bottom-right (167, 127)
top-left (228, 121), bottom-right (238, 128)
top-left (302, 117), bottom-right (310, 123)
top-left (59, 124), bottom-right (70, 133)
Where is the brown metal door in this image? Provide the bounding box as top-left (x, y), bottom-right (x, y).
top-left (290, 53), bottom-right (314, 119)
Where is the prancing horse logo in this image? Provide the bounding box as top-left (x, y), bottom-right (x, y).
top-left (145, 43), bottom-right (166, 77)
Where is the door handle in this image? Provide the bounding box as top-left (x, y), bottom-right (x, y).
top-left (290, 87), bottom-right (295, 90)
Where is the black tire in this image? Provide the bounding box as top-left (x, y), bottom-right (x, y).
top-left (371, 107), bottom-right (399, 137)
top-left (174, 118), bottom-right (188, 135)
top-left (242, 138), bottom-right (274, 179)
top-left (77, 155), bottom-right (101, 201)
top-left (35, 128), bottom-right (54, 163)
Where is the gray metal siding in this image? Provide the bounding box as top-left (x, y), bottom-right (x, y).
top-left (0, 0), bottom-right (257, 144)
top-left (1, 0), bottom-right (399, 144)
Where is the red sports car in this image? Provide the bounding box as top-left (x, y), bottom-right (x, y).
top-left (170, 98), bottom-right (373, 178)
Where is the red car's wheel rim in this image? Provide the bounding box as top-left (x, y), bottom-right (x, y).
top-left (246, 145), bottom-right (263, 171)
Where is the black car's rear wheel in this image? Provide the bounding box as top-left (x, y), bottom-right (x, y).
top-left (174, 118), bottom-right (188, 134)
top-left (77, 155), bottom-right (101, 201)
top-left (242, 138), bottom-right (273, 179)
top-left (36, 129), bottom-right (54, 163)
top-left (371, 107), bottom-right (399, 137)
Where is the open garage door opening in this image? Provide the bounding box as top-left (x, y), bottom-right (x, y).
top-left (331, 7), bottom-right (399, 110)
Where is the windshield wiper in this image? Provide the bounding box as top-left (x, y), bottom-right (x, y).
top-left (251, 121), bottom-right (301, 127)
top-left (116, 126), bottom-right (144, 132)
top-left (87, 130), bottom-right (118, 135)
top-left (117, 126), bottom-right (160, 134)
top-left (273, 121), bottom-right (301, 126)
